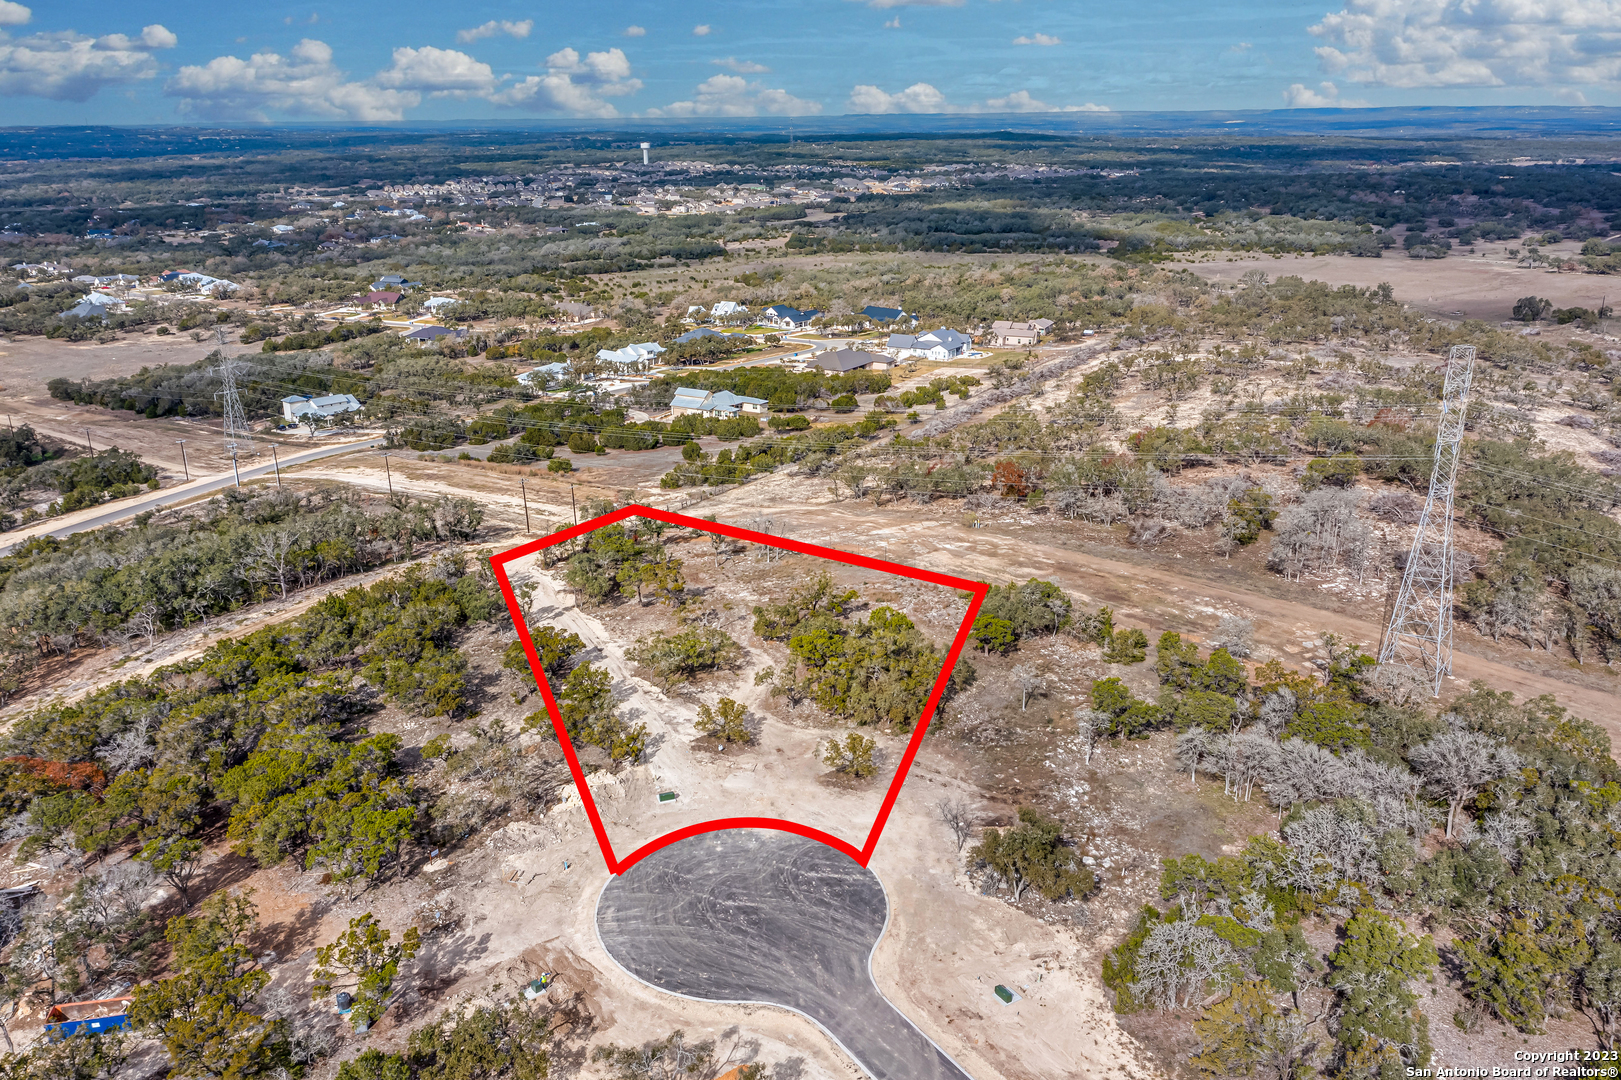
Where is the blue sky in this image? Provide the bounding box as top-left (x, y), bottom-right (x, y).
top-left (2, 0), bottom-right (1619, 124)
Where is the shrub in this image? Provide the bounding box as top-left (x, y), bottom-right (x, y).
top-left (971, 806), bottom-right (1094, 902)
top-left (822, 732), bottom-right (877, 777)
top-left (695, 698), bottom-right (751, 745)
top-left (627, 627), bottom-right (741, 687)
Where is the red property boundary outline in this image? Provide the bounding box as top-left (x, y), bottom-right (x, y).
top-left (488, 504), bottom-right (989, 874)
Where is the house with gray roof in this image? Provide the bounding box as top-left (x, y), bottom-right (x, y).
top-left (60, 293), bottom-right (125, 320)
top-left (886, 328), bottom-right (972, 360)
top-left (281, 393), bottom-right (363, 423)
top-left (402, 325), bottom-right (468, 346)
top-left (675, 327), bottom-right (750, 346)
top-left (808, 348), bottom-right (890, 373)
top-left (669, 387), bottom-right (767, 418)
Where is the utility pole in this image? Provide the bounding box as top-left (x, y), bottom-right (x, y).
top-left (84, 428), bottom-right (94, 454)
top-left (1379, 344), bottom-right (1476, 695)
top-left (176, 439), bottom-right (189, 481)
top-left (231, 449), bottom-right (241, 488)
top-left (4, 415), bottom-right (10, 433)
top-left (569, 483), bottom-right (577, 524)
top-left (520, 478), bottom-right (531, 533)
top-left (271, 445), bottom-right (281, 488)
top-left (381, 453), bottom-right (393, 496)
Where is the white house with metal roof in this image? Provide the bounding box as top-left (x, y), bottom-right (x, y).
top-left (281, 393), bottom-right (363, 423)
top-left (668, 387), bottom-right (767, 418)
top-left (886, 328), bottom-right (972, 360)
top-left (596, 342), bottom-right (667, 367)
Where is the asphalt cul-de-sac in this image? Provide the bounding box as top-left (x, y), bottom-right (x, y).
top-left (596, 829), bottom-right (972, 1080)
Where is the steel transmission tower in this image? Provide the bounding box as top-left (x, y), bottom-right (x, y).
top-left (1378, 344), bottom-right (1476, 695)
top-left (214, 354), bottom-right (255, 458)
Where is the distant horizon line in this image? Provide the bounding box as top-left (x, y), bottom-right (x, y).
top-left (8, 103), bottom-right (1621, 133)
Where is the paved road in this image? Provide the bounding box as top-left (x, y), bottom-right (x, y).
top-left (0, 436), bottom-right (384, 554)
top-left (596, 830), bottom-right (972, 1080)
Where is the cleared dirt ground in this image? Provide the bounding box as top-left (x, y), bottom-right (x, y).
top-left (1181, 243), bottom-right (1621, 324)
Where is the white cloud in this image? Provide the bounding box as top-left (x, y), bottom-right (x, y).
top-left (168, 36), bottom-right (641, 121)
top-left (167, 38), bottom-right (416, 120)
top-left (375, 46), bottom-right (496, 96)
top-left (139, 25), bottom-right (178, 49)
top-left (1012, 33), bottom-right (1061, 45)
top-left (884, 16), bottom-right (902, 27)
top-left (1230, 41), bottom-right (1252, 52)
top-left (693, 24), bottom-right (712, 36)
top-left (1310, 0), bottom-right (1621, 89)
top-left (850, 0), bottom-right (963, 7)
top-left (984, 89), bottom-right (1093, 111)
top-left (456, 19), bottom-right (532, 44)
top-left (848, 81), bottom-right (950, 112)
top-left (0, 23), bottom-right (175, 102)
top-left (490, 46), bottom-right (641, 117)
top-left (0, 3), bottom-right (29, 28)
top-left (713, 57), bottom-right (771, 73)
top-left (1282, 80), bottom-right (1370, 107)
top-left (543, 46), bottom-right (634, 82)
top-left (850, 82), bottom-right (1105, 113)
top-left (647, 73), bottom-right (821, 116)
top-left (624, 25), bottom-right (646, 37)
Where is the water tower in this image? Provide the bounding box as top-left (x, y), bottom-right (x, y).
top-left (640, 142), bottom-right (650, 165)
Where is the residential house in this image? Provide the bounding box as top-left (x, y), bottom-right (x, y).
top-left (596, 342), bottom-right (666, 366)
top-left (516, 362), bottom-right (571, 386)
top-left (887, 328), bottom-right (972, 360)
top-left (402, 325), bottom-right (468, 346)
top-left (71, 274), bottom-right (140, 288)
top-left (61, 293), bottom-right (126, 320)
top-left (987, 319), bottom-right (1055, 347)
top-left (421, 296), bottom-right (460, 313)
top-left (668, 387), bottom-right (767, 418)
top-left (861, 305), bottom-right (914, 324)
top-left (361, 290), bottom-right (402, 309)
top-left (10, 262), bottom-right (71, 278)
top-left (280, 393), bottom-right (363, 423)
top-left (371, 274), bottom-right (421, 290)
top-left (710, 300), bottom-right (748, 319)
top-left (760, 304), bottom-right (820, 329)
top-left (988, 321), bottom-right (1039, 348)
top-left (674, 327), bottom-right (749, 345)
top-left (808, 348), bottom-right (890, 373)
top-left (160, 270), bottom-right (237, 295)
